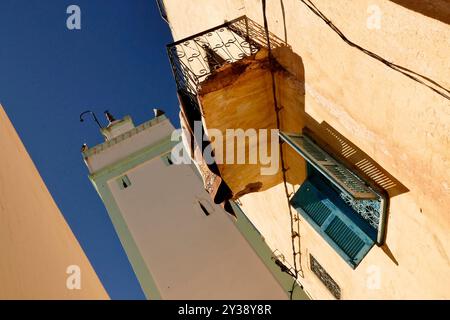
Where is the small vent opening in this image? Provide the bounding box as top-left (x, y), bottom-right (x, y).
top-left (198, 201), bottom-right (211, 216)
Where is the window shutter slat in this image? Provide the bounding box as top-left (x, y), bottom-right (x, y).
top-left (293, 182), bottom-right (332, 227)
top-left (325, 217), bottom-right (365, 259)
top-left (280, 133), bottom-right (377, 200)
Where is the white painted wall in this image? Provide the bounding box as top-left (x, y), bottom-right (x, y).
top-left (85, 117), bottom-right (173, 174)
top-left (89, 116), bottom-right (287, 299)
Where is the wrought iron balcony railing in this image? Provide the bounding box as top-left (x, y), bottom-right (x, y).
top-left (166, 16), bottom-right (286, 111)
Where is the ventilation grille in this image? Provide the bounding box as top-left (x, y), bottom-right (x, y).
top-left (310, 255), bottom-right (341, 300)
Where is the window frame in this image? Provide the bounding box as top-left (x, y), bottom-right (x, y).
top-left (117, 175), bottom-right (131, 190)
top-left (280, 132), bottom-right (387, 244)
top-left (161, 152), bottom-right (173, 166)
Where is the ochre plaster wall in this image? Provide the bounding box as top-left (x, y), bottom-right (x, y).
top-left (0, 105), bottom-right (108, 299)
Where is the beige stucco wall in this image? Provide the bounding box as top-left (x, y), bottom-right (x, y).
top-left (163, 0), bottom-right (450, 299)
top-left (0, 105), bottom-right (108, 299)
top-left (163, 0), bottom-right (246, 40)
top-left (239, 182), bottom-right (450, 299)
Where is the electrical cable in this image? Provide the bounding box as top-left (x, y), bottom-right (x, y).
top-left (298, 0), bottom-right (450, 101)
top-left (289, 280), bottom-right (298, 300)
top-left (261, 0), bottom-right (303, 300)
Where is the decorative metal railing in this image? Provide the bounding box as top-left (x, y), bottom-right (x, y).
top-left (166, 15), bottom-right (286, 111)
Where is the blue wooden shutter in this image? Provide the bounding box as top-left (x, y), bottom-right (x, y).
top-left (291, 180), bottom-right (374, 268)
top-left (280, 131), bottom-right (387, 244)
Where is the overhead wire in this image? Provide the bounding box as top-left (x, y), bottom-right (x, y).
top-left (299, 0), bottom-right (450, 101)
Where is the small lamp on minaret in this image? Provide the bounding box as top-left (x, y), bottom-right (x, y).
top-left (79, 110), bottom-right (109, 141)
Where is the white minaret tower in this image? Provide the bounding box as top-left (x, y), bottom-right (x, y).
top-left (82, 110), bottom-right (288, 299)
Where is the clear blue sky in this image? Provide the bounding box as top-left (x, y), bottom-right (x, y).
top-left (0, 0), bottom-right (180, 299)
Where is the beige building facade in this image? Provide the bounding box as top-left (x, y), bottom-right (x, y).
top-left (0, 104), bottom-right (108, 299)
top-left (161, 0), bottom-right (450, 299)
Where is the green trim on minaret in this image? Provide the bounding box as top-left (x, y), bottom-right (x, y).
top-left (89, 136), bottom-right (176, 300)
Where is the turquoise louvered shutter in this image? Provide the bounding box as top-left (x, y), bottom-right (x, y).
top-left (280, 131), bottom-right (387, 244)
top-left (291, 180), bottom-right (374, 268)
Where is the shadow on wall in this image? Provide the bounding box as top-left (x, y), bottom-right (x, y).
top-left (272, 45), bottom-right (409, 199)
top-left (303, 124), bottom-right (409, 199)
top-left (389, 0), bottom-right (450, 25)
top-left (272, 44), bottom-right (408, 267)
